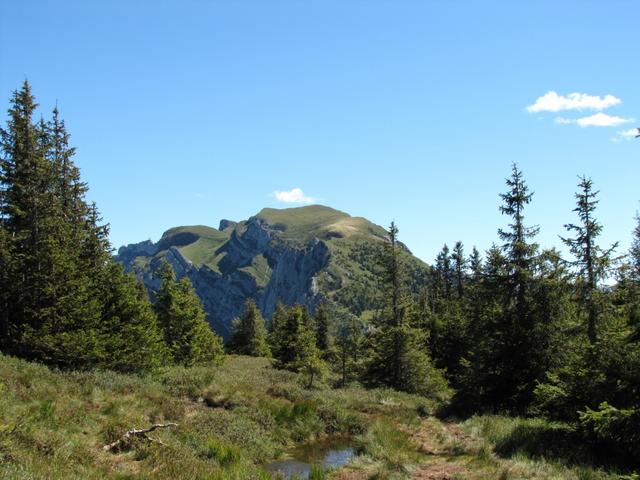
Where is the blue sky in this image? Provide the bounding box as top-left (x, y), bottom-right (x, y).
top-left (1, 1), bottom-right (638, 263)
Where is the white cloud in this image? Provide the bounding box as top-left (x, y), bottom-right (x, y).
top-left (527, 91), bottom-right (621, 113)
top-left (554, 117), bottom-right (574, 124)
top-left (554, 113), bottom-right (634, 127)
top-left (614, 128), bottom-right (640, 141)
top-left (272, 187), bottom-right (315, 204)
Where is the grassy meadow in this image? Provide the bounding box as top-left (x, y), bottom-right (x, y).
top-left (0, 354), bottom-right (631, 480)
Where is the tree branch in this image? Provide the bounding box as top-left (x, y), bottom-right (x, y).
top-left (103, 423), bottom-right (178, 452)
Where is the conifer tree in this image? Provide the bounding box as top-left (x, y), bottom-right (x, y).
top-left (268, 300), bottom-right (288, 359)
top-left (434, 244), bottom-right (453, 299)
top-left (367, 222), bottom-right (448, 396)
top-left (0, 82), bottom-right (168, 372)
top-left (496, 163), bottom-right (541, 410)
top-left (229, 298), bottom-right (271, 357)
top-left (452, 241), bottom-right (466, 297)
top-left (335, 309), bottom-right (364, 386)
top-left (314, 301), bottom-right (331, 352)
top-left (295, 322), bottom-right (327, 388)
top-left (468, 247), bottom-right (482, 281)
top-left (383, 221), bottom-right (407, 388)
top-left (0, 81), bottom-right (51, 355)
top-left (273, 304), bottom-right (307, 368)
top-left (499, 163), bottom-right (539, 302)
top-left (561, 176), bottom-right (618, 343)
top-left (154, 262), bottom-right (224, 366)
top-left (99, 263), bottom-right (167, 372)
top-left (631, 212), bottom-right (640, 283)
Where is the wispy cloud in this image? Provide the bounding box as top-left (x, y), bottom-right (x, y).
top-left (612, 128), bottom-right (639, 142)
top-left (527, 91), bottom-right (621, 113)
top-left (555, 113), bottom-right (634, 127)
top-left (272, 187), bottom-right (315, 204)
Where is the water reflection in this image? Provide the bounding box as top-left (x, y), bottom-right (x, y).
top-left (265, 439), bottom-right (356, 479)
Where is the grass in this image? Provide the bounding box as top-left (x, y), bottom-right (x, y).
top-left (0, 354), bottom-right (428, 479)
top-left (1, 354), bottom-right (634, 479)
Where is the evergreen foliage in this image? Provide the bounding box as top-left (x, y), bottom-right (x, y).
top-left (366, 222), bottom-right (449, 396)
top-left (314, 300), bottom-right (331, 353)
top-left (154, 262), bottom-right (224, 366)
top-left (229, 298), bottom-right (271, 357)
top-left (0, 82), bottom-right (165, 372)
top-left (561, 176), bottom-right (618, 343)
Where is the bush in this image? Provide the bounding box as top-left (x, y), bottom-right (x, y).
top-left (203, 438), bottom-right (241, 465)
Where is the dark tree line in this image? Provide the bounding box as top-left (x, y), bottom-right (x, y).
top-left (426, 164), bottom-right (640, 462)
top-left (0, 82), bottom-right (223, 372)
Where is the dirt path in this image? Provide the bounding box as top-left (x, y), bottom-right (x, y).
top-left (409, 419), bottom-right (474, 479)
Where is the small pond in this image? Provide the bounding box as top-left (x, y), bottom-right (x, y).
top-left (265, 437), bottom-right (357, 479)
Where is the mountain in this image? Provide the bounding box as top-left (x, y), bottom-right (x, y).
top-left (116, 205), bottom-right (430, 337)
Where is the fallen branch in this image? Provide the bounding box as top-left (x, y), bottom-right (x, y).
top-left (103, 423), bottom-right (178, 452)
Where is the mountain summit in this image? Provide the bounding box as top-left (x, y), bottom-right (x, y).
top-left (117, 205), bottom-right (428, 337)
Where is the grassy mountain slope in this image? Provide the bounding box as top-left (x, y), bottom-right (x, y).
top-left (254, 205), bottom-right (388, 244)
top-left (118, 205), bottom-right (430, 332)
top-left (0, 354), bottom-right (623, 479)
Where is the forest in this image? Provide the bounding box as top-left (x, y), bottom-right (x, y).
top-left (1, 82), bottom-right (639, 479)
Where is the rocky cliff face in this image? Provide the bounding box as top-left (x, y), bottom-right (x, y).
top-left (116, 205), bottom-right (429, 338)
top-left (118, 215), bottom-right (330, 337)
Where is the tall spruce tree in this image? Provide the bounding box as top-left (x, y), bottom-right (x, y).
top-left (154, 262), bottom-right (224, 366)
top-left (273, 304), bottom-right (307, 368)
top-left (229, 298), bottom-right (271, 357)
top-left (335, 309), bottom-right (364, 387)
top-left (314, 301), bottom-right (331, 352)
top-left (367, 222), bottom-right (447, 396)
top-left (0, 81), bottom-right (50, 355)
top-left (454, 165), bottom-right (545, 412)
top-left (496, 163), bottom-right (541, 410)
top-left (631, 212), bottom-right (640, 283)
top-left (268, 300), bottom-right (288, 359)
top-left (561, 176), bottom-right (618, 343)
top-left (434, 244), bottom-right (453, 299)
top-left (99, 263), bottom-right (166, 372)
top-left (0, 82), bottom-right (168, 371)
top-left (452, 241), bottom-right (466, 298)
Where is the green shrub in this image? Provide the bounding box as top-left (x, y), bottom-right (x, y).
top-left (203, 437), bottom-right (241, 465)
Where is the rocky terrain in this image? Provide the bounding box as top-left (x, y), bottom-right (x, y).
top-left (117, 205), bottom-right (430, 337)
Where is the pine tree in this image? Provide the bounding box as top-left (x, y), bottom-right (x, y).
top-left (273, 304), bottom-right (306, 368)
top-left (314, 301), bottom-right (331, 352)
top-left (382, 222), bottom-right (407, 388)
top-left (469, 247), bottom-right (482, 281)
top-left (268, 300), bottom-right (288, 359)
top-left (154, 262), bottom-right (224, 366)
top-left (335, 309), bottom-right (364, 386)
top-left (498, 163), bottom-right (539, 302)
top-left (561, 176), bottom-right (618, 343)
top-left (496, 163), bottom-right (541, 410)
top-left (631, 212), bottom-right (640, 283)
top-left (0, 81), bottom-right (51, 355)
top-left (229, 298), bottom-right (271, 357)
top-left (295, 322), bottom-right (327, 388)
top-left (452, 241), bottom-right (466, 298)
top-left (434, 244), bottom-right (453, 299)
top-left (99, 263), bottom-right (167, 372)
top-left (367, 222), bottom-right (448, 396)
top-left (0, 83), bottom-right (214, 373)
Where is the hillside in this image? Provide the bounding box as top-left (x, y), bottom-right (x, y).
top-left (117, 205), bottom-right (430, 337)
